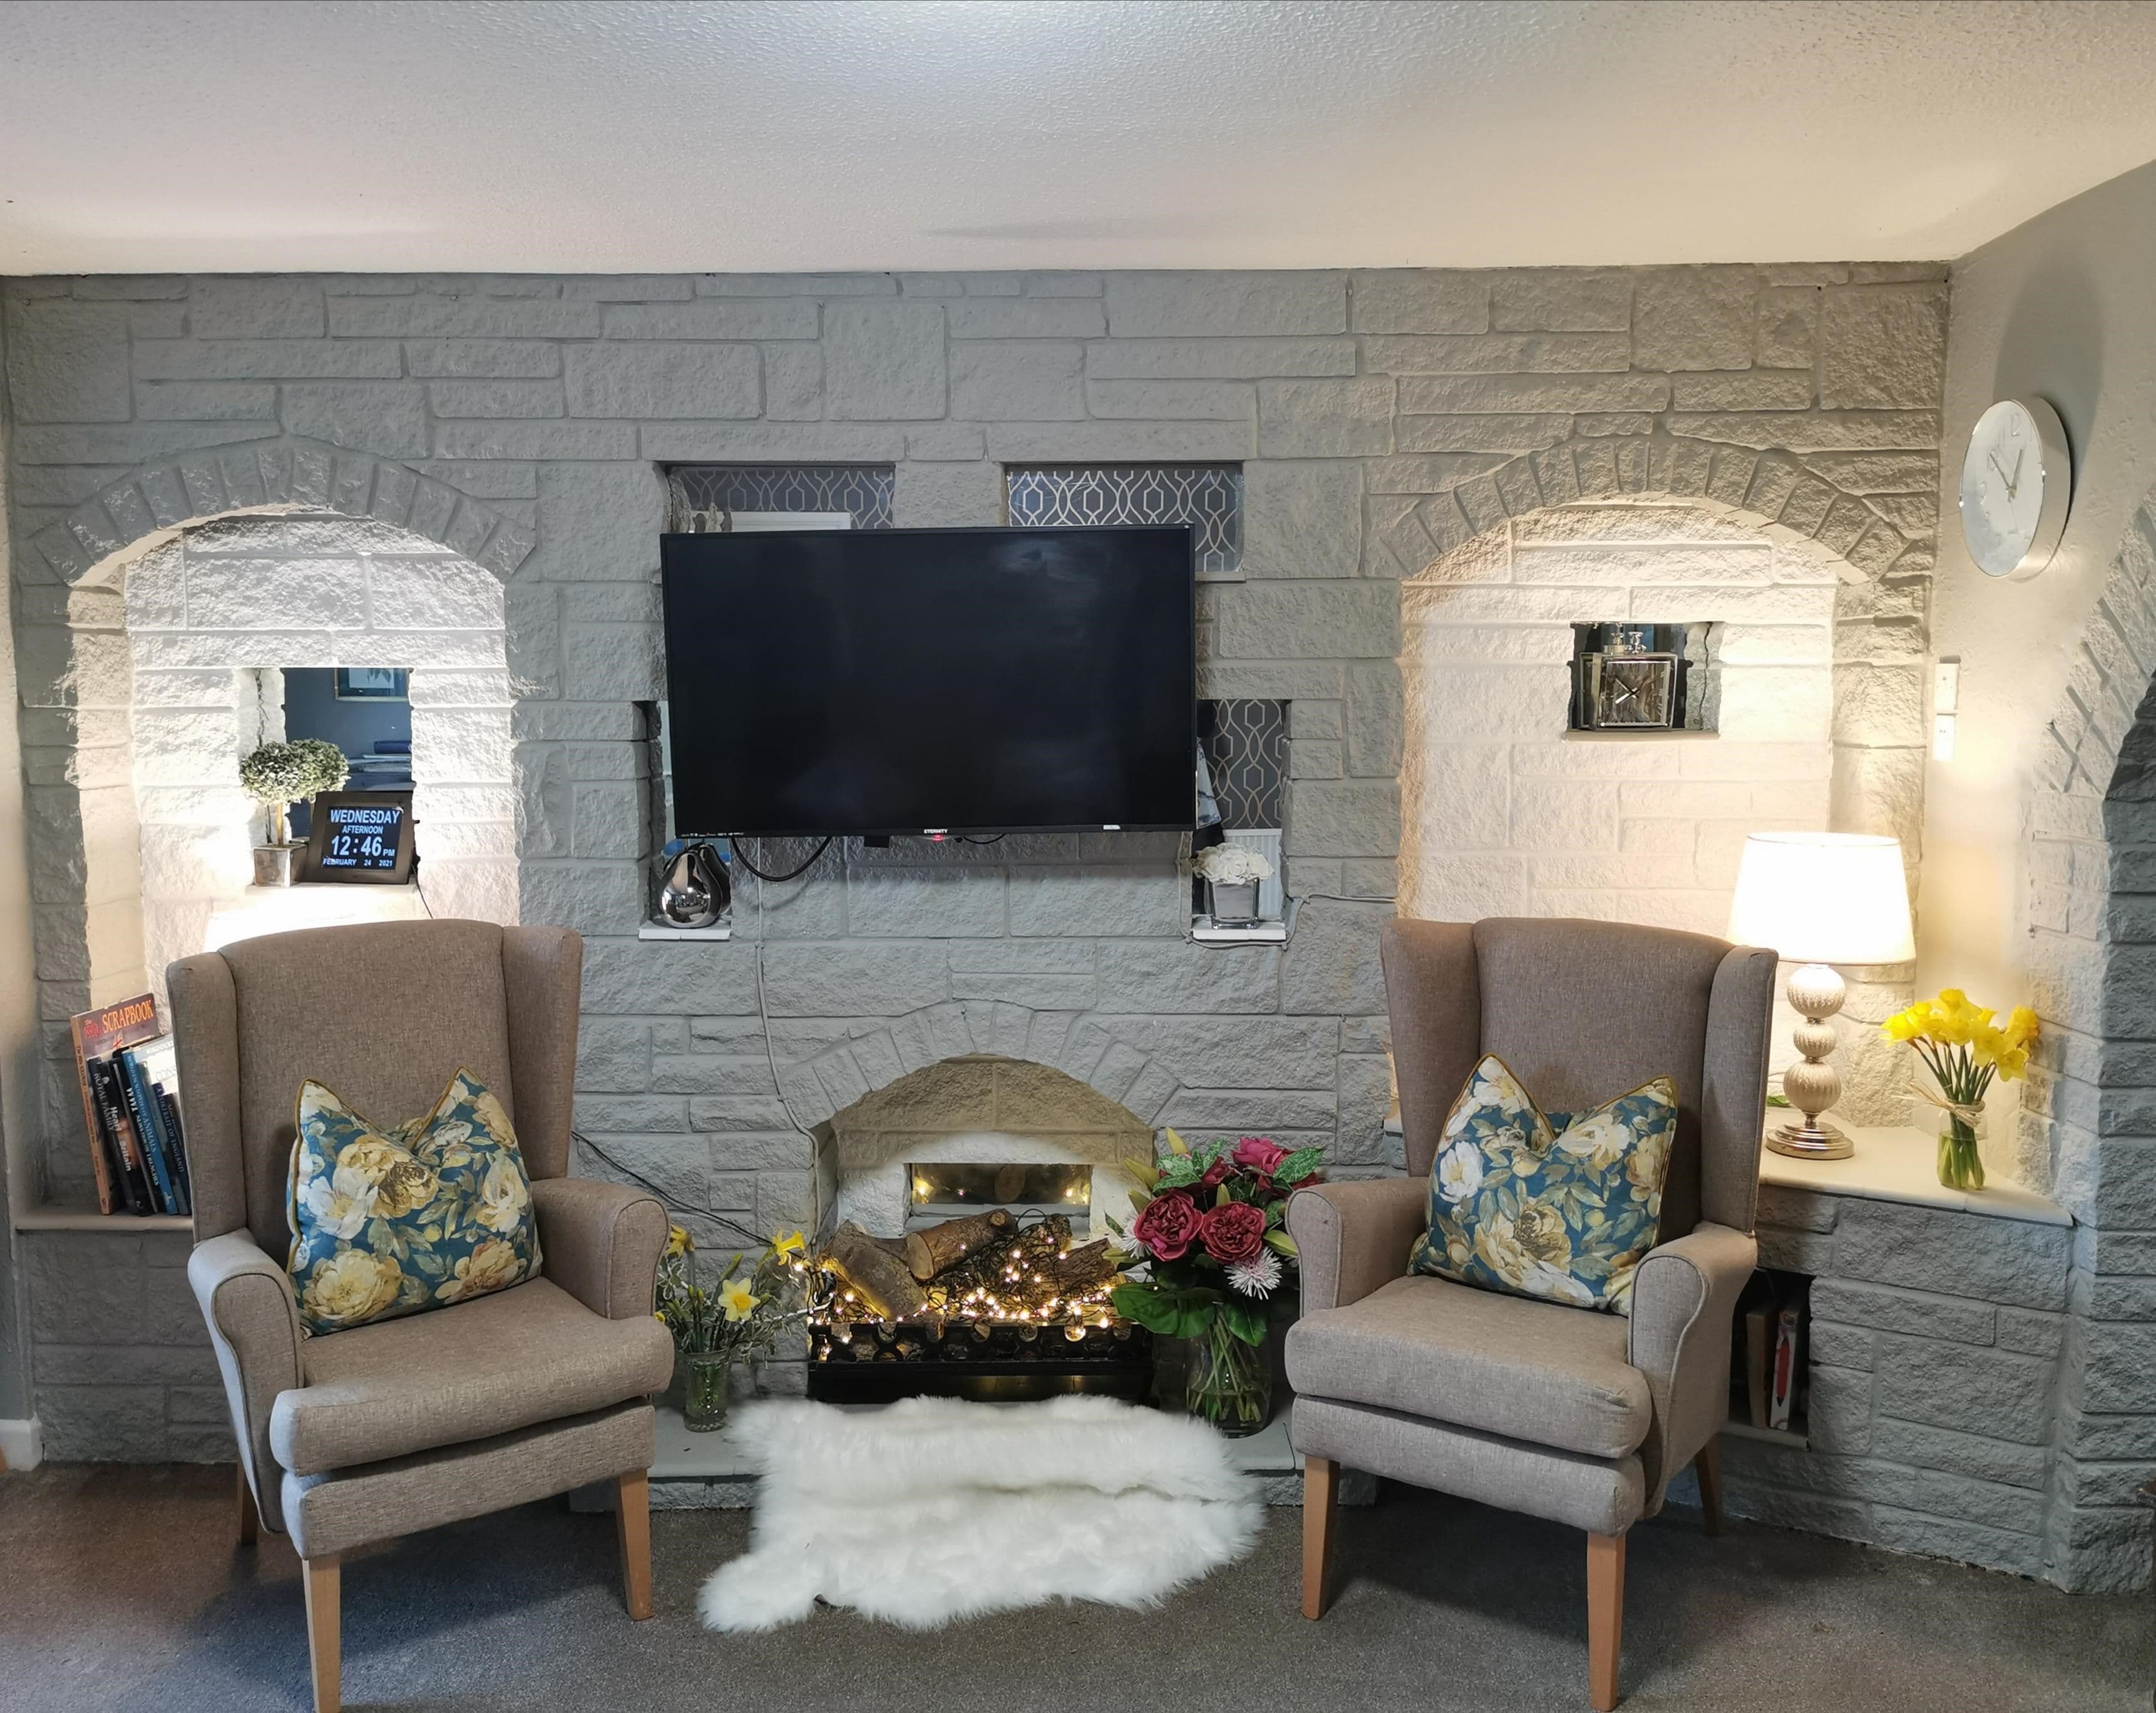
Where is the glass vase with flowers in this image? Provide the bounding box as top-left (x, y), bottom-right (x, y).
top-left (655, 1225), bottom-right (811, 1431)
top-left (1106, 1129), bottom-right (1322, 1436)
top-left (1881, 989), bottom-right (2040, 1191)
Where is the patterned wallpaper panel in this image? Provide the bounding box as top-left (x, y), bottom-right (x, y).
top-left (1005, 465), bottom-right (1243, 579)
top-left (1201, 697), bottom-right (1287, 828)
top-left (668, 465), bottom-right (896, 531)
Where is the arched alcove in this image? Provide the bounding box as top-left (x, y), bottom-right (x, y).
top-left (125, 514), bottom-right (518, 995)
top-left (1399, 491), bottom-right (1921, 1124)
top-left (16, 439), bottom-right (530, 1208)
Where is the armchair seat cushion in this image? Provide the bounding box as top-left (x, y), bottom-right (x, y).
top-left (1285, 1273), bottom-right (1651, 1460)
top-left (271, 1276), bottom-right (674, 1476)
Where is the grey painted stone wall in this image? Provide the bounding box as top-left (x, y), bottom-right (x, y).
top-left (4, 267), bottom-right (1951, 1475)
top-left (1716, 1185), bottom-right (2078, 1582)
top-left (2009, 496), bottom-right (2156, 1590)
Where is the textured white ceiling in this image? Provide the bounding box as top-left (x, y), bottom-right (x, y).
top-left (6, 0), bottom-right (2156, 273)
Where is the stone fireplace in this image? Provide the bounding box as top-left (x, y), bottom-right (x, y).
top-left (804, 1054), bottom-right (1153, 1402)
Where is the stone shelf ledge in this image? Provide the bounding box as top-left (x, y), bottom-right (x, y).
top-left (1381, 1107), bottom-right (2070, 1228)
top-left (607, 1401), bottom-right (1330, 1511)
top-left (638, 918), bottom-right (734, 942)
top-left (13, 1207), bottom-right (193, 1233)
top-left (1758, 1118), bottom-right (2070, 1227)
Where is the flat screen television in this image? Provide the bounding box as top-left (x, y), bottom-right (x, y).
top-left (660, 525), bottom-right (1195, 838)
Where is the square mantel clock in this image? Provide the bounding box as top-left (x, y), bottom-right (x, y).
top-left (299, 790), bottom-right (417, 885)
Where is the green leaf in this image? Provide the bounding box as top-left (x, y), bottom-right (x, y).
top-left (1264, 1229), bottom-right (1299, 1257)
top-left (1163, 1126), bottom-right (1191, 1156)
top-left (1121, 1155), bottom-right (1160, 1190)
top-left (1218, 1296), bottom-right (1268, 1345)
top-left (1214, 1182), bottom-right (1232, 1208)
top-left (1156, 1155), bottom-right (1203, 1189)
top-left (1111, 1281), bottom-right (1221, 1340)
top-left (1276, 1146), bottom-right (1325, 1182)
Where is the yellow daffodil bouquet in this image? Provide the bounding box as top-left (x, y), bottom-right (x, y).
top-left (657, 1225), bottom-right (813, 1429)
top-left (655, 1225), bottom-right (811, 1361)
top-left (1880, 990), bottom-right (2039, 1190)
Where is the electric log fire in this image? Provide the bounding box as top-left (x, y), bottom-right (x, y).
top-left (806, 1192), bottom-right (1150, 1404)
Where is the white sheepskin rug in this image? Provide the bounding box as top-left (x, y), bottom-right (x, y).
top-left (698, 1394), bottom-right (1265, 1632)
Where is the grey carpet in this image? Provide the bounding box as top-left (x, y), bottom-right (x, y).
top-left (0, 1462), bottom-right (2145, 1712)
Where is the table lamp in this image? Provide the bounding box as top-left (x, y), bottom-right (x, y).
top-left (1726, 832), bottom-right (1916, 1160)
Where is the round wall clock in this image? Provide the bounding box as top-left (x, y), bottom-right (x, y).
top-left (1958, 396), bottom-right (2071, 579)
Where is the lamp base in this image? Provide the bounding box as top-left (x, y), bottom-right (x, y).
top-left (1767, 1118), bottom-right (1853, 1161)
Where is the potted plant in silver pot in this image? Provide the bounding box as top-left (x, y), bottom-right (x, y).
top-left (1191, 841), bottom-right (1273, 927)
top-left (239, 738), bottom-right (349, 887)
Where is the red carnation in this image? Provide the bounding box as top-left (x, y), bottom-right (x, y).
top-left (1131, 1190), bottom-right (1201, 1261)
top-left (1231, 1136), bottom-right (1290, 1177)
top-left (1199, 1200), bottom-right (1268, 1266)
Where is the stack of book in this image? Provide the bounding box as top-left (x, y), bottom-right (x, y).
top-left (70, 994), bottom-right (190, 1218)
top-left (1736, 1271), bottom-right (1809, 1433)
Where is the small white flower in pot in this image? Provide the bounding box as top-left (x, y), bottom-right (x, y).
top-left (1191, 843), bottom-right (1273, 925)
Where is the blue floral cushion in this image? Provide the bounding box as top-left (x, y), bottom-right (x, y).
top-left (1408, 1055), bottom-right (1676, 1315)
top-left (285, 1068), bottom-right (542, 1336)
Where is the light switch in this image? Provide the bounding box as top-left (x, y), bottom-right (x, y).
top-left (1934, 657), bottom-right (1961, 715)
top-left (1932, 712), bottom-right (1957, 763)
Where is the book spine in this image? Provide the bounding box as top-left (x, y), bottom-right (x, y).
top-left (154, 1086), bottom-right (191, 1217)
top-left (116, 1052), bottom-right (178, 1215)
top-left (90, 1059), bottom-right (152, 1216)
top-left (1768, 1304), bottom-right (1800, 1431)
top-left (69, 1021), bottom-right (119, 1215)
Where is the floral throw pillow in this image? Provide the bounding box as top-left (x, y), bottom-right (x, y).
top-left (286, 1068), bottom-right (542, 1336)
top-left (1408, 1055), bottom-right (1676, 1315)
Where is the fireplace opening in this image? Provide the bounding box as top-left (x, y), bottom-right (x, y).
top-left (804, 1055), bottom-right (1155, 1403)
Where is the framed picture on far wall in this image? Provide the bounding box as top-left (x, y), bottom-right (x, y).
top-left (334, 667), bottom-right (408, 702)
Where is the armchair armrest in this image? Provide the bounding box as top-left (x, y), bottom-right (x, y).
top-left (187, 1231), bottom-right (304, 1533)
top-left (1287, 1177), bottom-right (1427, 1315)
top-left (533, 1176), bottom-right (669, 1320)
top-left (1627, 1220), bottom-right (1757, 1510)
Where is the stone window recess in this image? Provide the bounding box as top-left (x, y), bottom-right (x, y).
top-left (1201, 698), bottom-right (1286, 826)
top-left (667, 465), bottom-right (896, 531)
top-left (1005, 465), bottom-right (1243, 580)
top-left (1568, 622), bottom-right (1721, 733)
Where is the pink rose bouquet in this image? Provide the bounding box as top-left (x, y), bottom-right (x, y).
top-left (1106, 1128), bottom-right (1324, 1350)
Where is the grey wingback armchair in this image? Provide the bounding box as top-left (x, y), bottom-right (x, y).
top-left (1286, 918), bottom-right (1775, 1711)
top-left (173, 920), bottom-right (675, 1713)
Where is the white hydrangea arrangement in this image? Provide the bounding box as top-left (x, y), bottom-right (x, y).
top-left (239, 738), bottom-right (350, 846)
top-left (1189, 843), bottom-right (1275, 886)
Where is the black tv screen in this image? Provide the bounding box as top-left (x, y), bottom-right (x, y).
top-left (660, 525), bottom-right (1195, 837)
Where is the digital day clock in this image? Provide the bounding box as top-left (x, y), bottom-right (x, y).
top-left (299, 790), bottom-right (418, 885)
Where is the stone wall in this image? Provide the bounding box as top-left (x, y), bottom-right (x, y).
top-left (1721, 1185), bottom-right (2076, 1583)
top-left (4, 265), bottom-right (1948, 1463)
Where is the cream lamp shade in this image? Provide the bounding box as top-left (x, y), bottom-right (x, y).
top-left (1726, 832), bottom-right (1915, 966)
top-left (1727, 831), bottom-right (1913, 1162)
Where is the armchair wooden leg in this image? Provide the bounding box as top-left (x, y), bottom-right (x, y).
top-left (302, 1555), bottom-right (340, 1713)
top-left (235, 1464), bottom-right (259, 1548)
top-left (1695, 1439), bottom-right (1724, 1537)
top-left (1586, 1531), bottom-right (1625, 1712)
top-left (615, 1470), bottom-right (654, 1620)
top-left (1301, 1455), bottom-right (1338, 1620)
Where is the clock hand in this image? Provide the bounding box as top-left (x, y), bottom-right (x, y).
top-left (2010, 448), bottom-right (2025, 498)
top-left (1989, 450), bottom-right (2015, 496)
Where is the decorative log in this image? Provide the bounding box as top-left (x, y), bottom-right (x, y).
top-left (905, 1209), bottom-right (1015, 1280)
top-left (824, 1222), bottom-right (930, 1319)
top-left (1050, 1238), bottom-right (1117, 1294)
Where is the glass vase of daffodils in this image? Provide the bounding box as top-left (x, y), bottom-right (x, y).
top-left (655, 1225), bottom-right (809, 1431)
top-left (1881, 990), bottom-right (2040, 1191)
